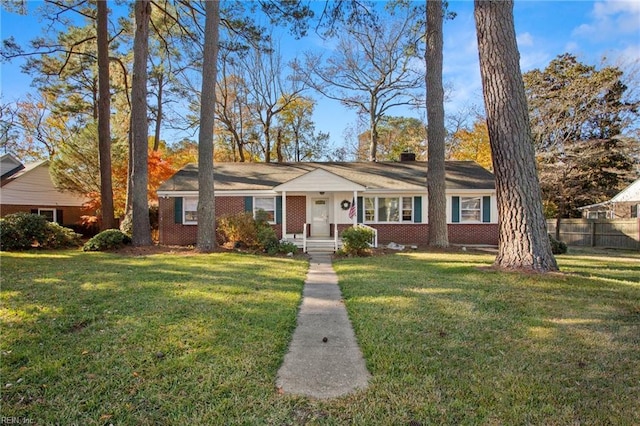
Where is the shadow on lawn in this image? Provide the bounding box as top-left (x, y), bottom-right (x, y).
top-left (333, 252), bottom-right (640, 424)
top-left (1, 251), bottom-right (308, 423)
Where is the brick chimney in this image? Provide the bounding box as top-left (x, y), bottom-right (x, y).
top-left (400, 151), bottom-right (416, 161)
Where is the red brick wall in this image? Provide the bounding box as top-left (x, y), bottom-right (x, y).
top-left (0, 204), bottom-right (86, 227)
top-left (449, 224), bottom-right (499, 245)
top-left (285, 196), bottom-right (306, 234)
top-left (336, 223), bottom-right (498, 246)
top-left (159, 196), bottom-right (500, 246)
top-left (159, 196), bottom-right (297, 245)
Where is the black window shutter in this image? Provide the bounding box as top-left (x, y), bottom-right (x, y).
top-left (482, 196), bottom-right (491, 223)
top-left (414, 196), bottom-right (422, 223)
top-left (56, 209), bottom-right (63, 225)
top-left (276, 196), bottom-right (283, 224)
top-left (452, 196), bottom-right (460, 223)
top-left (31, 209), bottom-right (38, 214)
top-left (174, 197), bottom-right (183, 224)
top-left (357, 196), bottom-right (363, 223)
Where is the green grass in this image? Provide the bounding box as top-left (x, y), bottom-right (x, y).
top-left (0, 250), bottom-right (309, 425)
top-left (1, 249), bottom-right (639, 425)
top-left (329, 250), bottom-right (640, 425)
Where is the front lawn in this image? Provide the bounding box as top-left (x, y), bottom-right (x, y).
top-left (1, 249), bottom-right (638, 424)
top-left (1, 251), bottom-right (308, 424)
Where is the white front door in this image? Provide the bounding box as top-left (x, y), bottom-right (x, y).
top-left (311, 198), bottom-right (330, 236)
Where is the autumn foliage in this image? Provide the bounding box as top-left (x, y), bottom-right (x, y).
top-left (83, 149), bottom-right (176, 221)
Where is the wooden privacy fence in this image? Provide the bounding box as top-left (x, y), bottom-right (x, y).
top-left (547, 219), bottom-right (640, 250)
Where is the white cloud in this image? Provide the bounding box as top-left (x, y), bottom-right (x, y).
top-left (573, 0), bottom-right (640, 40)
top-left (517, 32), bottom-right (534, 47)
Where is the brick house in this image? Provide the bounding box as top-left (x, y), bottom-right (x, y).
top-left (0, 154), bottom-right (89, 228)
top-left (157, 159), bottom-right (498, 250)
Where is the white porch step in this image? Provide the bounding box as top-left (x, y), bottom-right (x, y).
top-left (285, 237), bottom-right (343, 253)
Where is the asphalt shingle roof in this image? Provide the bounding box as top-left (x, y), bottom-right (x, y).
top-left (158, 161), bottom-right (495, 192)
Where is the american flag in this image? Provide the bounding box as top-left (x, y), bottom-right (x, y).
top-left (348, 197), bottom-right (356, 219)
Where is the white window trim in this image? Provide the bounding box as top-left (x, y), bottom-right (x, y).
top-left (460, 196), bottom-right (482, 223)
top-left (363, 196), bottom-right (414, 224)
top-left (183, 197), bottom-right (198, 225)
top-left (38, 208), bottom-right (56, 222)
top-left (254, 196), bottom-right (276, 224)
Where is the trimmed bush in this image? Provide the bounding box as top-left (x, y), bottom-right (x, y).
top-left (217, 212), bottom-right (259, 249)
top-left (278, 241), bottom-right (299, 255)
top-left (0, 213), bottom-right (81, 251)
top-left (341, 226), bottom-right (375, 256)
top-left (83, 229), bottom-right (132, 252)
top-left (549, 234), bottom-right (568, 254)
top-left (44, 222), bottom-right (82, 248)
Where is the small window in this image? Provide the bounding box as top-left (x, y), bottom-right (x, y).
top-left (184, 197), bottom-right (198, 224)
top-left (461, 197), bottom-right (481, 222)
top-left (254, 197), bottom-right (275, 223)
top-left (364, 197), bottom-right (375, 222)
top-left (38, 208), bottom-right (56, 222)
top-left (402, 197), bottom-right (413, 222)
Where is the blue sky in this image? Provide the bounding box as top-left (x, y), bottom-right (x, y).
top-left (1, 1), bottom-right (639, 151)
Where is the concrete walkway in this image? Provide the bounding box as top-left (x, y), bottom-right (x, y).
top-left (276, 253), bottom-right (371, 399)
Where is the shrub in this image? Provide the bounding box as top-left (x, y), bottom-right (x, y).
top-left (44, 222), bottom-right (82, 249)
top-left (0, 213), bottom-right (81, 251)
top-left (549, 234), bottom-right (568, 254)
top-left (0, 212), bottom-right (48, 250)
top-left (83, 229), bottom-right (132, 252)
top-left (0, 218), bottom-right (22, 251)
top-left (217, 212), bottom-right (258, 249)
top-left (341, 226), bottom-right (375, 256)
top-left (278, 241), bottom-right (299, 255)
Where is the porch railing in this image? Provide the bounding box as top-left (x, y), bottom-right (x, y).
top-left (356, 223), bottom-right (378, 248)
top-left (302, 222), bottom-right (308, 253)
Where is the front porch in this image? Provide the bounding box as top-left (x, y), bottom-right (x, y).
top-left (284, 223), bottom-right (378, 253)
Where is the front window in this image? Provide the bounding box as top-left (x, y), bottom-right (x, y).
top-left (402, 198), bottom-right (413, 221)
top-left (364, 198), bottom-right (375, 222)
top-left (184, 197), bottom-right (198, 224)
top-left (254, 197), bottom-right (275, 223)
top-left (461, 197), bottom-right (481, 222)
top-left (363, 197), bottom-right (414, 223)
top-left (378, 197), bottom-right (399, 222)
top-left (38, 208), bottom-right (55, 222)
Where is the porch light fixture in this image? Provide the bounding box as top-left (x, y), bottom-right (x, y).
top-left (319, 192), bottom-right (325, 195)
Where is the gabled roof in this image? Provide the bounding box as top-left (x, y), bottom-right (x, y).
top-left (0, 154), bottom-right (25, 181)
top-left (611, 178), bottom-right (640, 203)
top-left (158, 161), bottom-right (495, 193)
top-left (578, 177), bottom-right (640, 210)
top-left (274, 168), bottom-right (366, 192)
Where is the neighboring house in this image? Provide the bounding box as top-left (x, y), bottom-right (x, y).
top-left (578, 178), bottom-right (640, 219)
top-left (0, 154), bottom-right (89, 227)
top-left (157, 158), bottom-right (498, 249)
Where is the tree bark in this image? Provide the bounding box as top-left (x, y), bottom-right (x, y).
top-left (130, 0), bottom-right (152, 246)
top-left (474, 0), bottom-right (558, 272)
top-left (96, 0), bottom-right (115, 230)
top-left (196, 0), bottom-right (220, 252)
top-left (153, 73), bottom-right (163, 151)
top-left (426, 0), bottom-right (449, 248)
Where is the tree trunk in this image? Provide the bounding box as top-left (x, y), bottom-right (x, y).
top-left (153, 73), bottom-right (163, 151)
top-left (474, 0), bottom-right (558, 272)
top-left (130, 0), bottom-right (152, 246)
top-left (369, 105), bottom-right (378, 162)
top-left (196, 0), bottom-right (220, 252)
top-left (426, 0), bottom-right (449, 248)
top-left (276, 127), bottom-right (284, 162)
top-left (96, 0), bottom-right (115, 230)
